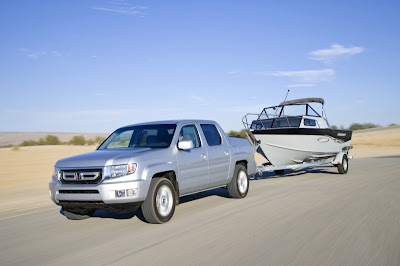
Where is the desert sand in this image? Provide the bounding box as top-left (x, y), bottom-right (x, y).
top-left (0, 126), bottom-right (399, 214)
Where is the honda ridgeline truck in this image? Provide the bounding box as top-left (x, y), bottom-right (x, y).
top-left (49, 120), bottom-right (256, 223)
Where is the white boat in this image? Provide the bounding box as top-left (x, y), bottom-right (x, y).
top-left (243, 98), bottom-right (352, 173)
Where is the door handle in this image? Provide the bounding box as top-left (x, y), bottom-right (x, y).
top-left (224, 151), bottom-right (229, 156)
top-left (201, 154), bottom-right (207, 160)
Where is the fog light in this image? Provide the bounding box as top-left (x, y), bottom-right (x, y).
top-left (115, 190), bottom-right (126, 198)
top-left (127, 188), bottom-right (138, 197)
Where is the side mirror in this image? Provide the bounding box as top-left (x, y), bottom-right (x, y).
top-left (178, 140), bottom-right (194, 150)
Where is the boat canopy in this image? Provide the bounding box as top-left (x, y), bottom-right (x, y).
top-left (280, 98), bottom-right (325, 106)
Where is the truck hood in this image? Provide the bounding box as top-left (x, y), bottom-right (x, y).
top-left (55, 148), bottom-right (152, 168)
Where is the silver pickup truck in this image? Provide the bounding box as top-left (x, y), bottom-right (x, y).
top-left (49, 120), bottom-right (256, 223)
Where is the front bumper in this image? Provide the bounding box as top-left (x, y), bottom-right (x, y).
top-left (49, 178), bottom-right (150, 206)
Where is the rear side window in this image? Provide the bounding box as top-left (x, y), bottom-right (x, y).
top-left (304, 118), bottom-right (316, 126)
top-left (200, 124), bottom-right (222, 146)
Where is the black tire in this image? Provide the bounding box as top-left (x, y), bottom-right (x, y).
top-left (62, 208), bottom-right (95, 220)
top-left (228, 164), bottom-right (249, 198)
top-left (337, 154), bottom-right (349, 174)
top-left (274, 170), bottom-right (285, 175)
top-left (142, 177), bottom-right (176, 224)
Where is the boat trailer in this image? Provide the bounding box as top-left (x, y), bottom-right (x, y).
top-left (245, 131), bottom-right (353, 177)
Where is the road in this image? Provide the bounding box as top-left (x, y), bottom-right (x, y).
top-left (1, 156), bottom-right (400, 265)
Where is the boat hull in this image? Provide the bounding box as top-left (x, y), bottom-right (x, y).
top-left (252, 129), bottom-right (352, 166)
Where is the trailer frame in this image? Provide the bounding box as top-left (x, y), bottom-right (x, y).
top-left (245, 131), bottom-right (353, 177)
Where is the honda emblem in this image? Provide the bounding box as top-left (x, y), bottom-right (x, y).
top-left (75, 172), bottom-right (84, 180)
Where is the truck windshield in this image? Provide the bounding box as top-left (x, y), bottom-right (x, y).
top-left (98, 124), bottom-right (176, 149)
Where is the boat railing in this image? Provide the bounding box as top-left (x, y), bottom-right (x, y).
top-left (242, 113), bottom-right (260, 131)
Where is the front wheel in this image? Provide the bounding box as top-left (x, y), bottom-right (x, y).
top-left (337, 154), bottom-right (349, 174)
top-left (142, 177), bottom-right (176, 224)
top-left (228, 164), bottom-right (249, 198)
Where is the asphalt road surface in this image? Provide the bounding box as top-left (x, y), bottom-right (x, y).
top-left (1, 156), bottom-right (400, 265)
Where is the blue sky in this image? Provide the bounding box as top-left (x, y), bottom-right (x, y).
top-left (0, 0), bottom-right (399, 133)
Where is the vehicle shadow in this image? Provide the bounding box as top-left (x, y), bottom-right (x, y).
top-left (179, 187), bottom-right (230, 204)
top-left (92, 210), bottom-right (138, 220)
top-left (60, 208), bottom-right (140, 220)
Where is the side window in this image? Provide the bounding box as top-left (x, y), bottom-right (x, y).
top-left (179, 125), bottom-right (201, 148)
top-left (200, 124), bottom-right (222, 146)
top-left (304, 118), bottom-right (316, 127)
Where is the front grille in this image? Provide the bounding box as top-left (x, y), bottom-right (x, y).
top-left (59, 190), bottom-right (99, 194)
top-left (60, 169), bottom-right (102, 184)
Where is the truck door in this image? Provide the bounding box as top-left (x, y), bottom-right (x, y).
top-left (176, 124), bottom-right (209, 195)
top-left (200, 124), bottom-right (231, 188)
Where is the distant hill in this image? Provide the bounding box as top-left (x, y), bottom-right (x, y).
top-left (0, 132), bottom-right (110, 146)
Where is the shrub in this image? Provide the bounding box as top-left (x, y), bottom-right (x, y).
top-left (16, 134), bottom-right (105, 147)
top-left (44, 135), bottom-right (60, 145)
top-left (95, 136), bottom-right (106, 144)
top-left (20, 140), bottom-right (40, 146)
top-left (227, 129), bottom-right (247, 139)
top-left (349, 123), bottom-right (362, 130)
top-left (69, 136), bottom-right (86, 145)
top-left (349, 123), bottom-right (380, 131)
top-left (19, 135), bottom-right (61, 146)
top-left (331, 125), bottom-right (338, 129)
top-left (0, 144), bottom-right (14, 148)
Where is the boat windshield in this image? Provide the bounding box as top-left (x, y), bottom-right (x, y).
top-left (259, 104), bottom-right (321, 119)
top-left (250, 104), bottom-right (321, 130)
top-left (98, 124), bottom-right (177, 149)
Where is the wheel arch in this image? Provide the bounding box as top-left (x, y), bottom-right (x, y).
top-left (152, 171), bottom-right (179, 200)
top-left (226, 160), bottom-right (248, 184)
top-left (235, 160), bottom-right (248, 168)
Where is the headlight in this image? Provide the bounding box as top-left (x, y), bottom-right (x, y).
top-left (111, 163), bottom-right (137, 178)
top-left (53, 167), bottom-right (58, 178)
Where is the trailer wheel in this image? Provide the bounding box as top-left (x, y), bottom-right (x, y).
top-left (228, 164), bottom-right (249, 198)
top-left (142, 177), bottom-right (176, 224)
top-left (274, 170), bottom-right (285, 175)
top-left (62, 208), bottom-right (95, 220)
top-left (337, 154), bottom-right (349, 174)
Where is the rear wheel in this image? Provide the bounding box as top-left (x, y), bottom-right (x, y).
top-left (62, 208), bottom-right (95, 220)
top-left (337, 154), bottom-right (349, 174)
top-left (142, 177), bottom-right (176, 224)
top-left (228, 164), bottom-right (249, 198)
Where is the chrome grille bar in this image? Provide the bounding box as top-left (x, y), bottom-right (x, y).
top-left (60, 169), bottom-right (102, 184)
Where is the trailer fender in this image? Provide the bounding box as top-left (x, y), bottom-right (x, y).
top-left (333, 152), bottom-right (346, 165)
